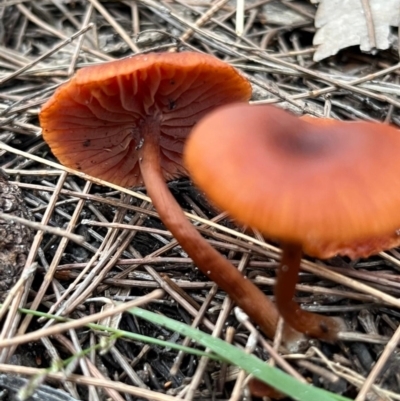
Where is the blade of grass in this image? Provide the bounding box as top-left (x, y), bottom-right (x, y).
top-left (13, 306), bottom-right (221, 361)
top-left (129, 307), bottom-right (353, 401)
top-left (13, 304), bottom-right (352, 400)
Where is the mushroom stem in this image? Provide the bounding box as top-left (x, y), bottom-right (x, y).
top-left (138, 134), bottom-right (281, 340)
top-left (275, 242), bottom-right (340, 340)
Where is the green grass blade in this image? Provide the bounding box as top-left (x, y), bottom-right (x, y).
top-left (16, 306), bottom-right (221, 361)
top-left (130, 307), bottom-right (353, 401)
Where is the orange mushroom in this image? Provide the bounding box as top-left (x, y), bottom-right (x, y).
top-left (301, 114), bottom-right (400, 260)
top-left (40, 52), bottom-right (286, 341)
top-left (306, 232), bottom-right (400, 260)
top-left (184, 103), bottom-right (400, 340)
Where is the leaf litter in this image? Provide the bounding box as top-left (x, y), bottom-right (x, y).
top-left (1, 1), bottom-right (400, 400)
top-left (312, 0), bottom-right (400, 61)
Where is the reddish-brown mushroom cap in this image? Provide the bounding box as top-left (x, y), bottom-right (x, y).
top-left (306, 231), bottom-right (400, 259)
top-left (184, 103), bottom-right (400, 247)
top-left (299, 114), bottom-right (400, 259)
top-left (40, 54), bottom-right (292, 344)
top-left (184, 103), bottom-right (400, 340)
top-left (40, 52), bottom-right (252, 187)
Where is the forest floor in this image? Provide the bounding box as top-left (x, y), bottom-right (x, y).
top-left (1, 1), bottom-right (400, 400)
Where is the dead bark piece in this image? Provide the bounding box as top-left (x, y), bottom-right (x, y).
top-left (0, 171), bottom-right (33, 300)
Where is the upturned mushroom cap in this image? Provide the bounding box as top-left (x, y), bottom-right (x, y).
top-left (305, 232), bottom-right (400, 259)
top-left (184, 104), bottom-right (400, 250)
top-left (298, 114), bottom-right (400, 259)
top-left (40, 52), bottom-right (251, 187)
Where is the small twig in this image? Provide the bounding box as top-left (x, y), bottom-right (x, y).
top-left (0, 290), bottom-right (164, 349)
top-left (0, 363), bottom-right (177, 401)
top-left (183, 294), bottom-right (234, 400)
top-left (0, 212), bottom-right (85, 244)
top-left (82, 220), bottom-right (172, 236)
top-left (68, 5), bottom-right (94, 76)
top-left (180, 0), bottom-right (231, 43)
top-left (16, 3), bottom-right (112, 61)
top-left (360, 0), bottom-right (377, 49)
top-left (87, 0), bottom-right (140, 53)
top-left (235, 0), bottom-right (245, 36)
top-left (0, 264), bottom-right (37, 322)
top-left (236, 309), bottom-right (306, 383)
top-left (355, 322), bottom-right (400, 401)
top-left (0, 24), bottom-right (94, 86)
top-left (230, 324), bottom-right (257, 401)
top-left (169, 284), bottom-right (219, 376)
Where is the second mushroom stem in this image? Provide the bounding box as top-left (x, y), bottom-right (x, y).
top-left (139, 134), bottom-right (281, 340)
top-left (275, 242), bottom-right (341, 340)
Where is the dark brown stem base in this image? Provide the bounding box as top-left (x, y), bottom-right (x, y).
top-left (139, 133), bottom-right (284, 340)
top-left (275, 242), bottom-right (340, 340)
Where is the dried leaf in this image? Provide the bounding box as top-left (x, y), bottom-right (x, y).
top-left (312, 0), bottom-right (400, 61)
top-left (262, 1), bottom-right (311, 26)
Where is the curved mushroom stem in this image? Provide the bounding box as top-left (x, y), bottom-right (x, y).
top-left (275, 242), bottom-right (341, 340)
top-left (248, 379), bottom-right (285, 399)
top-left (138, 132), bottom-right (290, 341)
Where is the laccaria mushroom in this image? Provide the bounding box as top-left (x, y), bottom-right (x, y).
top-left (184, 103), bottom-right (400, 340)
top-left (300, 115), bottom-right (400, 260)
top-left (40, 52), bottom-right (284, 340)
